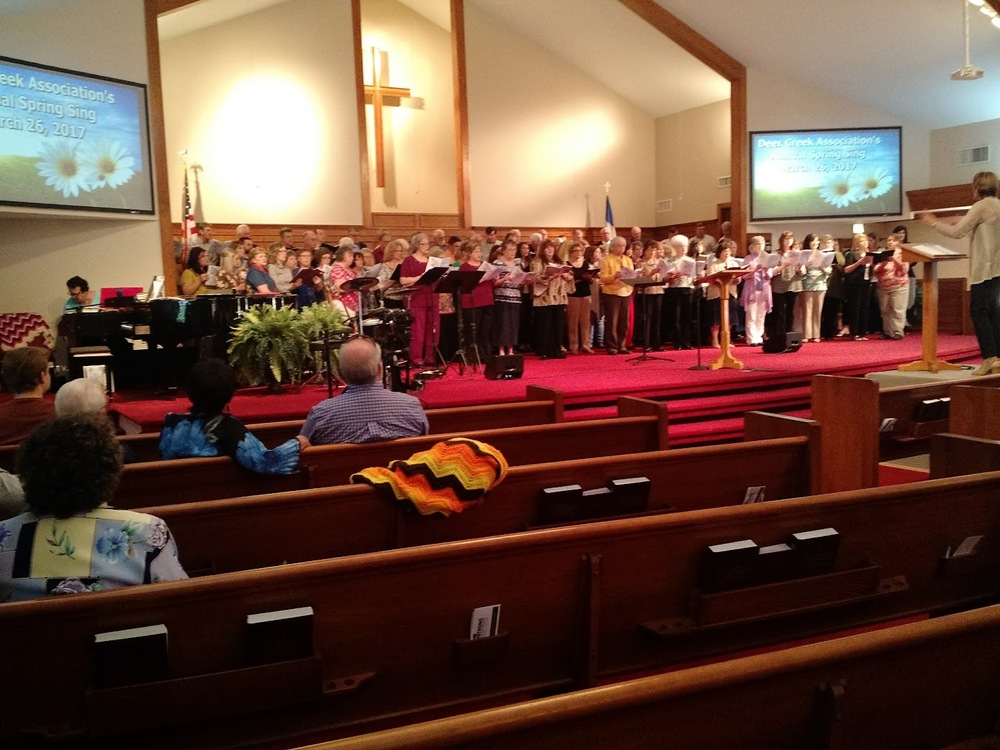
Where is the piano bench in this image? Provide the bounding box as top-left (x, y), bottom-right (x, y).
top-left (69, 346), bottom-right (114, 395)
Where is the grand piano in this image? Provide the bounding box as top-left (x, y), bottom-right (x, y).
top-left (59, 293), bottom-right (297, 389)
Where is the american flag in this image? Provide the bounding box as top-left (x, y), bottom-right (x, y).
top-left (181, 161), bottom-right (197, 265)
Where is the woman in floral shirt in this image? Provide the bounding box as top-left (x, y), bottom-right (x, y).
top-left (0, 414), bottom-right (188, 602)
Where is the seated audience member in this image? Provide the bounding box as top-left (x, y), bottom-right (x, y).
top-left (0, 467), bottom-right (23, 520)
top-left (64, 276), bottom-right (94, 310)
top-left (55, 377), bottom-right (108, 416)
top-left (0, 347), bottom-right (54, 446)
top-left (0, 414), bottom-right (188, 602)
top-left (246, 247), bottom-right (278, 294)
top-left (159, 358), bottom-right (305, 474)
top-left (300, 336), bottom-right (428, 445)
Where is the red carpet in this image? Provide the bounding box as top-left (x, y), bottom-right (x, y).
top-left (108, 333), bottom-right (981, 435)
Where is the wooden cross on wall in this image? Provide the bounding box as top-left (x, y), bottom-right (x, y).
top-left (364, 47), bottom-right (412, 188)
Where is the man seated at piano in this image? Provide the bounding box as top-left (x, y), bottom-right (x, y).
top-left (64, 276), bottom-right (94, 310)
top-left (246, 248), bottom-right (278, 294)
top-left (179, 247), bottom-right (214, 295)
top-left (159, 358), bottom-right (307, 474)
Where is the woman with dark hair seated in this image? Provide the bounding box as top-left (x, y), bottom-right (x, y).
top-left (159, 358), bottom-right (306, 474)
top-left (0, 414), bottom-right (188, 601)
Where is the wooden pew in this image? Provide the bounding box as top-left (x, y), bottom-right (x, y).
top-left (149, 435), bottom-right (816, 574)
top-left (930, 433), bottom-right (1000, 479)
top-left (0, 385), bottom-right (564, 470)
top-left (318, 603), bottom-right (1000, 750)
top-left (810, 372), bottom-right (1000, 493)
top-left (110, 397), bottom-right (667, 508)
top-left (3, 471), bottom-right (999, 746)
top-left (948, 384), bottom-right (1000, 441)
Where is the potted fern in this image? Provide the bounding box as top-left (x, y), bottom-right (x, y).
top-left (227, 305), bottom-right (310, 391)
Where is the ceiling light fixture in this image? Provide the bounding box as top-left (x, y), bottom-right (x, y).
top-left (953, 0), bottom-right (985, 80)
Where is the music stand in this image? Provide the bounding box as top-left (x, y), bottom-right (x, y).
top-left (624, 278), bottom-right (673, 364)
top-left (435, 269), bottom-right (485, 376)
top-left (340, 276), bottom-right (380, 335)
top-left (701, 267), bottom-right (751, 371)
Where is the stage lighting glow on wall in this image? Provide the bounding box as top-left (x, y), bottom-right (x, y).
top-left (749, 126), bottom-right (902, 222)
top-left (0, 55), bottom-right (154, 215)
top-left (206, 75), bottom-right (323, 216)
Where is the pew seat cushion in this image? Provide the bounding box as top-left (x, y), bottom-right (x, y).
top-left (352, 438), bottom-right (509, 516)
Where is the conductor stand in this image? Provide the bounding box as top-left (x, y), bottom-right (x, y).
top-left (898, 243), bottom-right (967, 373)
top-left (435, 269), bottom-right (485, 377)
top-left (625, 279), bottom-right (673, 364)
top-left (702, 267), bottom-right (751, 371)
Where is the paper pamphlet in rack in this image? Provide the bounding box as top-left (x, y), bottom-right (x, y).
top-left (470, 604), bottom-right (501, 639)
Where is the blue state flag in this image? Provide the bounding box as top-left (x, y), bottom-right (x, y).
top-left (604, 195), bottom-right (614, 230)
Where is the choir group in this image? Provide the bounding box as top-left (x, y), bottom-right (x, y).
top-left (177, 222), bottom-right (917, 367)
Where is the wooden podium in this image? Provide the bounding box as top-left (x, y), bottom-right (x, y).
top-left (701, 268), bottom-right (751, 371)
top-left (898, 243), bottom-right (968, 373)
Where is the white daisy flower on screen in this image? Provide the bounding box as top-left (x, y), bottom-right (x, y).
top-left (80, 140), bottom-right (136, 189)
top-left (35, 141), bottom-right (93, 197)
top-left (852, 168), bottom-right (893, 199)
top-left (818, 177), bottom-right (859, 208)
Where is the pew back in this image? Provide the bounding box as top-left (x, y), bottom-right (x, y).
top-left (318, 604), bottom-right (1000, 750)
top-left (149, 435), bottom-right (815, 574)
top-left (0, 385), bottom-right (565, 470)
top-left (111, 397), bottom-right (667, 508)
top-left (810, 373), bottom-right (1000, 493)
top-left (3, 471), bottom-right (1000, 745)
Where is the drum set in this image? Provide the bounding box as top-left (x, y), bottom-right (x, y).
top-left (338, 276), bottom-right (418, 392)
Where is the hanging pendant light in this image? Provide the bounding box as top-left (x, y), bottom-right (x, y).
top-left (952, 0), bottom-right (985, 80)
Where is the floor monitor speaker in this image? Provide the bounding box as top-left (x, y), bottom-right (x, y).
top-left (762, 331), bottom-right (803, 354)
top-left (485, 354), bottom-right (524, 380)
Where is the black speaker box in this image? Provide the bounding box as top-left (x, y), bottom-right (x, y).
top-left (762, 331), bottom-right (803, 354)
top-left (484, 354), bottom-right (523, 380)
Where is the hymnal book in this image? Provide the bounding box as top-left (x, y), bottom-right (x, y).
top-left (93, 623), bottom-right (168, 688)
top-left (245, 606), bottom-right (314, 665)
top-left (581, 486), bottom-right (615, 518)
top-left (699, 539), bottom-right (759, 592)
top-left (676, 256), bottom-right (706, 277)
top-left (507, 265), bottom-right (535, 286)
top-left (573, 264), bottom-right (598, 281)
top-left (611, 476), bottom-right (651, 514)
top-left (759, 252), bottom-right (781, 269)
top-left (790, 527), bottom-right (839, 575)
top-left (618, 266), bottom-right (642, 280)
top-left (293, 268), bottom-right (323, 287)
top-left (479, 262), bottom-right (507, 282)
top-left (654, 259), bottom-right (677, 278)
top-left (470, 604), bottom-right (501, 640)
top-left (756, 542), bottom-right (796, 583)
top-left (914, 397), bottom-right (950, 422)
top-left (539, 484), bottom-right (584, 524)
top-left (427, 255), bottom-right (452, 270)
top-left (871, 249), bottom-right (894, 264)
top-left (810, 252), bottom-right (836, 270)
top-left (545, 263), bottom-right (572, 277)
top-left (206, 265), bottom-right (221, 287)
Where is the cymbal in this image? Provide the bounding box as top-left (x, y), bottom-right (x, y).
top-left (340, 276), bottom-right (380, 293)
